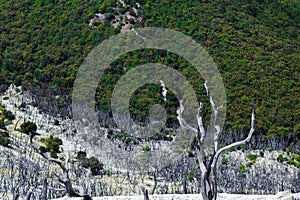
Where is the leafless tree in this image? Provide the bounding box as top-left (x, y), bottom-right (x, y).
top-left (177, 81), bottom-right (255, 200)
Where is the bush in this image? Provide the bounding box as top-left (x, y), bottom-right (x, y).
top-left (277, 154), bottom-right (288, 162)
top-left (39, 135), bottom-right (63, 158)
top-left (240, 164), bottom-right (247, 175)
top-left (15, 88), bottom-right (21, 93)
top-left (0, 130), bottom-right (9, 147)
top-left (259, 151), bottom-right (264, 157)
top-left (76, 151), bottom-right (87, 159)
top-left (3, 110), bottom-right (15, 120)
top-left (246, 160), bottom-right (256, 167)
top-left (88, 156), bottom-right (104, 176)
top-left (142, 145), bottom-right (151, 152)
top-left (0, 136), bottom-right (9, 147)
top-left (246, 154), bottom-right (258, 161)
top-left (20, 121), bottom-right (37, 135)
top-left (54, 119), bottom-right (60, 126)
top-left (4, 120), bottom-right (13, 126)
top-left (0, 120), bottom-right (6, 130)
top-left (222, 157), bottom-right (229, 165)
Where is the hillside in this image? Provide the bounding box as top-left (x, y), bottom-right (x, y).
top-left (0, 85), bottom-right (299, 199)
top-left (0, 1), bottom-right (299, 145)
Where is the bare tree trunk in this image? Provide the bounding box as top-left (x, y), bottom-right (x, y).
top-left (41, 178), bottom-right (48, 200)
top-left (151, 171), bottom-right (157, 195)
top-left (141, 186), bottom-right (150, 200)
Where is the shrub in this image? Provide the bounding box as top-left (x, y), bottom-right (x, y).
top-left (0, 136), bottom-right (9, 147)
top-left (54, 119), bottom-right (60, 126)
top-left (174, 148), bottom-right (184, 154)
top-left (142, 145), bottom-right (151, 152)
top-left (15, 88), bottom-right (21, 93)
top-left (76, 151), bottom-right (87, 159)
top-left (240, 164), bottom-right (247, 175)
top-left (4, 120), bottom-right (13, 126)
top-left (259, 151), bottom-right (264, 157)
top-left (246, 160), bottom-right (256, 167)
top-left (292, 154), bottom-right (300, 162)
top-left (20, 121), bottom-right (37, 135)
top-left (246, 154), bottom-right (258, 161)
top-left (277, 154), bottom-right (288, 162)
top-left (0, 120), bottom-right (6, 130)
top-left (3, 110), bottom-right (15, 120)
top-left (105, 170), bottom-right (112, 176)
top-left (39, 135), bottom-right (63, 158)
top-left (222, 157), bottom-right (229, 165)
top-left (0, 130), bottom-right (9, 147)
top-left (88, 156), bottom-right (104, 176)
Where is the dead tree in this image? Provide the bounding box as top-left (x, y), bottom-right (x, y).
top-left (28, 136), bottom-right (91, 199)
top-left (177, 81), bottom-right (255, 200)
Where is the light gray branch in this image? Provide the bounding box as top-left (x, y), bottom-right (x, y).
top-left (211, 106), bottom-right (255, 169)
top-left (177, 100), bottom-right (198, 134)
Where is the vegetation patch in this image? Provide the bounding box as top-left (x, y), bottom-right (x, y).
top-left (76, 151), bottom-right (105, 176)
top-left (39, 135), bottom-right (63, 158)
top-left (277, 154), bottom-right (300, 169)
top-left (0, 130), bottom-right (10, 147)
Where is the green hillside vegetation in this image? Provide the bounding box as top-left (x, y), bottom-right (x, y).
top-left (0, 0), bottom-right (299, 143)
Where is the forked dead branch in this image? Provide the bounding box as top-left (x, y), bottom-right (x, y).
top-left (177, 81), bottom-right (255, 200)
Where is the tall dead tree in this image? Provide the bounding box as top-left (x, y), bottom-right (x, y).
top-left (177, 81), bottom-right (255, 200)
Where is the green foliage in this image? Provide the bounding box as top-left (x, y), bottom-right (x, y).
top-left (15, 87), bottom-right (21, 93)
top-left (113, 133), bottom-right (132, 144)
top-left (39, 135), bottom-right (63, 158)
top-left (240, 164), bottom-right (247, 176)
top-left (105, 170), bottom-right (112, 176)
top-left (246, 160), bottom-right (256, 167)
top-left (277, 153), bottom-right (300, 169)
top-left (0, 0), bottom-right (298, 143)
top-left (4, 120), bottom-right (13, 126)
top-left (2, 110), bottom-right (15, 121)
top-left (88, 156), bottom-right (104, 176)
top-left (0, 130), bottom-right (10, 147)
top-left (186, 168), bottom-right (196, 181)
top-left (53, 119), bottom-right (60, 126)
top-left (142, 145), bottom-right (151, 152)
top-left (222, 157), bottom-right (229, 165)
top-left (20, 121), bottom-right (37, 136)
top-left (76, 151), bottom-right (105, 175)
top-left (0, 120), bottom-right (6, 130)
top-left (246, 154), bottom-right (258, 161)
top-left (277, 154), bottom-right (288, 163)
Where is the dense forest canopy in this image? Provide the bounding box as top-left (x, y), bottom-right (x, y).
top-left (0, 0), bottom-right (299, 142)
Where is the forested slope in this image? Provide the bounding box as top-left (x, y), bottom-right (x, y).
top-left (0, 0), bottom-right (299, 143)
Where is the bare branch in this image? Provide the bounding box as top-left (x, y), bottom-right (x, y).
top-left (211, 105), bottom-right (255, 169)
top-left (197, 103), bottom-right (206, 143)
top-left (176, 100), bottom-right (198, 134)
